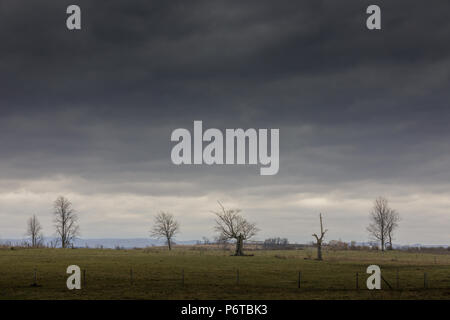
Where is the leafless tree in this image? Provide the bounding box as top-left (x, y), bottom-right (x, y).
top-left (212, 201), bottom-right (259, 256)
top-left (263, 237), bottom-right (289, 249)
top-left (367, 196), bottom-right (398, 251)
top-left (312, 213), bottom-right (327, 260)
top-left (48, 238), bottom-right (58, 248)
top-left (150, 212), bottom-right (180, 250)
top-left (53, 196), bottom-right (79, 248)
top-left (214, 236), bottom-right (231, 251)
top-left (26, 214), bottom-right (44, 247)
top-left (386, 210), bottom-right (400, 250)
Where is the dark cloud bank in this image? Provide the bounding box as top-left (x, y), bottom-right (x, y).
top-left (0, 0), bottom-right (449, 244)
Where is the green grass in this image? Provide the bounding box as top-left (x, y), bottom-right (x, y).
top-left (0, 247), bottom-right (449, 299)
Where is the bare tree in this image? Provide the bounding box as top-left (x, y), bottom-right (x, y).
top-left (202, 236), bottom-right (210, 245)
top-left (312, 213), bottom-right (327, 260)
top-left (26, 214), bottom-right (44, 247)
top-left (150, 212), bottom-right (180, 250)
top-left (263, 237), bottom-right (289, 249)
top-left (53, 196), bottom-right (79, 248)
top-left (367, 197), bottom-right (397, 251)
top-left (214, 236), bottom-right (231, 251)
top-left (386, 210), bottom-right (400, 250)
top-left (213, 201), bottom-right (259, 256)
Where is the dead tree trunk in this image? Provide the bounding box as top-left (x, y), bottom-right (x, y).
top-left (167, 237), bottom-right (172, 250)
top-left (387, 234), bottom-right (392, 250)
top-left (312, 213), bottom-right (327, 261)
top-left (235, 234), bottom-right (244, 256)
top-left (317, 241), bottom-right (323, 260)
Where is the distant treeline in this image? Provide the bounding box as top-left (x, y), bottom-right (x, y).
top-left (193, 238), bottom-right (450, 253)
top-left (1, 238), bottom-right (449, 254)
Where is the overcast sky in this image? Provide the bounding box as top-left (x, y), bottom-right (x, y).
top-left (0, 0), bottom-right (449, 244)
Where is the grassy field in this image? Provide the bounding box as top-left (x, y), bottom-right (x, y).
top-left (1, 246), bottom-right (449, 300)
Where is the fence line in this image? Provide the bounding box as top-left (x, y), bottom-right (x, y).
top-left (13, 267), bottom-right (450, 291)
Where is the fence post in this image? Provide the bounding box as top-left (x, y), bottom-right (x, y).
top-left (33, 268), bottom-right (37, 286)
top-left (424, 272), bottom-right (428, 289)
top-left (181, 269), bottom-right (184, 287)
top-left (356, 272), bottom-right (359, 290)
top-left (298, 271), bottom-right (301, 289)
top-left (396, 269), bottom-right (399, 289)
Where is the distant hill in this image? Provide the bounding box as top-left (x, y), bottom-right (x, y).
top-left (0, 238), bottom-right (447, 249)
top-left (0, 237), bottom-right (198, 249)
top-left (73, 238), bottom-right (199, 249)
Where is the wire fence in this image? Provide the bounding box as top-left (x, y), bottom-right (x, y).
top-left (7, 267), bottom-right (450, 292)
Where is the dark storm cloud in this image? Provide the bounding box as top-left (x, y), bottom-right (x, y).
top-left (0, 1), bottom-right (450, 241)
top-left (1, 0), bottom-right (449, 117)
top-left (1, 0), bottom-right (449, 181)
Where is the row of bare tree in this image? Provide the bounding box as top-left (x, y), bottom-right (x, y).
top-left (311, 196), bottom-right (401, 260)
top-left (150, 201), bottom-right (258, 256)
top-left (23, 195), bottom-right (400, 257)
top-left (150, 197), bottom-right (400, 259)
top-left (26, 196), bottom-right (79, 248)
